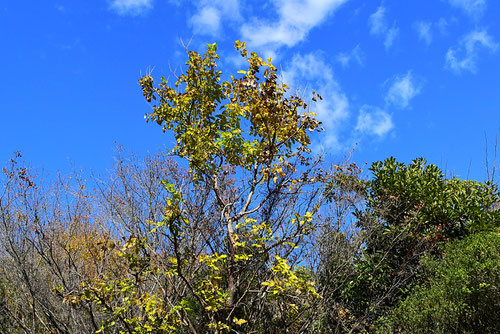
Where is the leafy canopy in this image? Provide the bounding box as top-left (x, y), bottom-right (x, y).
top-left (333, 157), bottom-right (500, 329)
top-left (66, 42), bottom-right (328, 333)
top-left (139, 41), bottom-right (322, 176)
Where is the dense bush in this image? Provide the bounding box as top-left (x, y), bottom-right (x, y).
top-left (384, 231), bottom-right (500, 333)
top-left (319, 157), bottom-right (499, 332)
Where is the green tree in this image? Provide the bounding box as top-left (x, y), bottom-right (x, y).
top-left (326, 157), bottom-right (499, 331)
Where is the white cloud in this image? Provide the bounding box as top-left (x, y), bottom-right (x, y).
top-left (384, 26), bottom-right (399, 49)
top-left (190, 7), bottom-right (221, 35)
top-left (437, 18), bottom-right (449, 35)
top-left (414, 21), bottom-right (432, 45)
top-left (282, 53), bottom-right (349, 150)
top-left (336, 54), bottom-right (350, 68)
top-left (369, 5), bottom-right (399, 50)
top-left (109, 0), bottom-right (153, 16)
top-left (355, 105), bottom-right (393, 136)
top-left (369, 5), bottom-right (386, 35)
top-left (336, 45), bottom-right (364, 68)
top-left (190, 0), bottom-right (241, 37)
top-left (385, 71), bottom-right (422, 109)
top-left (241, 0), bottom-right (349, 52)
top-left (446, 29), bottom-right (498, 74)
top-left (447, 0), bottom-right (486, 18)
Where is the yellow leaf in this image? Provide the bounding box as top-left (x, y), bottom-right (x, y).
top-left (233, 317), bottom-right (248, 325)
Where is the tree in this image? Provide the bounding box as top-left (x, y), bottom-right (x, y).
top-left (314, 158), bottom-right (368, 333)
top-left (71, 41), bottom-right (335, 333)
top-left (331, 157), bottom-right (500, 331)
top-left (0, 152), bottom-right (116, 333)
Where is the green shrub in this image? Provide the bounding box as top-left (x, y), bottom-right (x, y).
top-left (383, 232), bottom-right (500, 333)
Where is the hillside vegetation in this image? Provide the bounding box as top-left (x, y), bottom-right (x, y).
top-left (1, 42), bottom-right (498, 333)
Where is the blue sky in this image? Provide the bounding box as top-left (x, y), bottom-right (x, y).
top-left (1, 0), bottom-right (499, 181)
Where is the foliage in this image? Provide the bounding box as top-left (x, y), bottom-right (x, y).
top-left (139, 40), bottom-right (321, 176)
top-left (323, 157), bottom-right (500, 331)
top-left (365, 157), bottom-right (499, 241)
top-left (0, 276), bottom-right (16, 332)
top-left (1, 41), bottom-right (499, 334)
top-left (314, 159), bottom-right (368, 333)
top-left (382, 231), bottom-right (500, 333)
top-left (67, 41), bottom-right (330, 333)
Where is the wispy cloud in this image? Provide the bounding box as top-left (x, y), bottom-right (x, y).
top-left (109, 0), bottom-right (153, 16)
top-left (191, 7), bottom-right (221, 36)
top-left (437, 17), bottom-right (450, 35)
top-left (356, 71), bottom-right (421, 138)
top-left (282, 53), bottom-right (349, 150)
top-left (369, 5), bottom-right (386, 35)
top-left (384, 26), bottom-right (399, 50)
top-left (241, 0), bottom-right (349, 52)
top-left (446, 0), bottom-right (486, 18)
top-left (336, 45), bottom-right (364, 68)
top-left (55, 5), bottom-right (66, 13)
top-left (355, 105), bottom-right (393, 137)
top-left (369, 5), bottom-right (399, 50)
top-left (190, 0), bottom-right (241, 37)
top-left (446, 29), bottom-right (498, 74)
top-left (414, 21), bottom-right (432, 45)
top-left (385, 71), bottom-right (422, 109)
